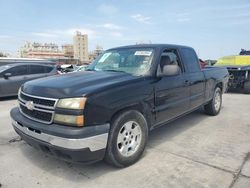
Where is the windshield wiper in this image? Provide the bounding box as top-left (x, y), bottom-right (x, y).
top-left (104, 69), bottom-right (126, 73)
top-left (85, 68), bottom-right (95, 71)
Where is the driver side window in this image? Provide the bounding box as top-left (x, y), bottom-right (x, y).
top-left (159, 49), bottom-right (183, 72)
top-left (3, 65), bottom-right (28, 76)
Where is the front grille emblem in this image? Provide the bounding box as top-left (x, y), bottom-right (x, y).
top-left (25, 101), bottom-right (34, 111)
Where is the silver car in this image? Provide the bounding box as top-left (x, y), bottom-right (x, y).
top-left (0, 63), bottom-right (57, 97)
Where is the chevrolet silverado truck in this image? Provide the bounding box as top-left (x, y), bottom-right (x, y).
top-left (10, 44), bottom-right (229, 167)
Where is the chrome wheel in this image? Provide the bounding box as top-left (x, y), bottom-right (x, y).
top-left (117, 121), bottom-right (142, 157)
top-left (214, 90), bottom-right (221, 112)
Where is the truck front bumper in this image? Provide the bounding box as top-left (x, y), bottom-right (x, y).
top-left (10, 107), bottom-right (110, 163)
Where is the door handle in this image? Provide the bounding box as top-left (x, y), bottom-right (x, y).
top-left (184, 80), bottom-right (190, 85)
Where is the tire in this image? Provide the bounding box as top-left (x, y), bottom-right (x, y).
top-left (104, 110), bottom-right (148, 168)
top-left (204, 87), bottom-right (222, 116)
top-left (243, 81), bottom-right (250, 94)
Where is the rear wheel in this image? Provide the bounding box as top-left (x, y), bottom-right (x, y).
top-left (204, 87), bottom-right (222, 116)
top-left (243, 81), bottom-right (250, 94)
top-left (105, 110), bottom-right (148, 168)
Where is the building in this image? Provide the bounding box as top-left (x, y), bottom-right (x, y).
top-left (73, 31), bottom-right (88, 63)
top-left (17, 31), bottom-right (94, 64)
top-left (89, 45), bottom-right (104, 62)
top-left (19, 42), bottom-right (65, 59)
top-left (26, 51), bottom-right (65, 59)
top-left (62, 44), bottom-right (74, 58)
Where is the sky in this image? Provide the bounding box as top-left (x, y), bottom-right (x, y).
top-left (0, 0), bottom-right (250, 59)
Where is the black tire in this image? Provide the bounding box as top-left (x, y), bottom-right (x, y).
top-left (104, 110), bottom-right (148, 168)
top-left (204, 87), bottom-right (222, 116)
top-left (243, 81), bottom-right (250, 94)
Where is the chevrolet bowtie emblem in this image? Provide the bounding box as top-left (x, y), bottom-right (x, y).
top-left (25, 101), bottom-right (34, 111)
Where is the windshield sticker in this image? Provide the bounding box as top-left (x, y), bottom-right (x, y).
top-left (99, 52), bottom-right (111, 62)
top-left (134, 51), bottom-right (152, 56)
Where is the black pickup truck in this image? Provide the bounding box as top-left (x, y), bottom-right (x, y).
top-left (10, 44), bottom-right (229, 167)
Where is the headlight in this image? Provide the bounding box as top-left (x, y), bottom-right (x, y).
top-left (56, 97), bottom-right (87, 109)
top-left (54, 97), bottom-right (86, 126)
top-left (54, 114), bottom-right (84, 127)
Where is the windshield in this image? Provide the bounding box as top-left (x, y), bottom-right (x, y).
top-left (76, 65), bottom-right (88, 71)
top-left (88, 48), bottom-right (154, 76)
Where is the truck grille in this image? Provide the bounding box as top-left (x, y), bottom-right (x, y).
top-left (18, 91), bottom-right (58, 124)
top-left (20, 92), bottom-right (55, 107)
top-left (19, 104), bottom-right (53, 122)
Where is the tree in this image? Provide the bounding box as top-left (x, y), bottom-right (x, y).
top-left (0, 52), bottom-right (7, 57)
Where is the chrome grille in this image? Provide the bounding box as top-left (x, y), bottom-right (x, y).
top-left (20, 92), bottom-right (55, 107)
top-left (18, 91), bottom-right (58, 124)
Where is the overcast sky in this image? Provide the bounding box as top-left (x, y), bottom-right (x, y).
top-left (0, 0), bottom-right (250, 59)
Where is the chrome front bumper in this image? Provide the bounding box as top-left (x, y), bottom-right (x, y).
top-left (12, 119), bottom-right (109, 152)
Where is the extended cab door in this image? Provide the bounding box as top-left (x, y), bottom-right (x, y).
top-left (154, 49), bottom-right (190, 125)
top-left (180, 48), bottom-right (206, 109)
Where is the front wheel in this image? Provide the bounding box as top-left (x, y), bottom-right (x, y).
top-left (204, 87), bottom-right (222, 116)
top-left (105, 110), bottom-right (148, 167)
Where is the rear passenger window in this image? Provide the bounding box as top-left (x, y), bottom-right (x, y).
top-left (181, 48), bottom-right (200, 72)
top-left (29, 65), bottom-right (45, 74)
top-left (44, 66), bottom-right (53, 73)
top-left (4, 65), bottom-right (28, 76)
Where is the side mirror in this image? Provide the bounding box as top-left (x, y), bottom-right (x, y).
top-left (3, 73), bottom-right (12, 79)
top-left (157, 64), bottom-right (181, 77)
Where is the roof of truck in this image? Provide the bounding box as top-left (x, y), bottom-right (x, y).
top-left (108, 44), bottom-right (192, 50)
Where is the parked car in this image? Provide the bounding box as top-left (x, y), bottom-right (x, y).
top-left (199, 58), bottom-right (207, 69)
top-left (74, 65), bottom-right (88, 72)
top-left (57, 64), bottom-right (76, 74)
top-left (0, 63), bottom-right (57, 97)
top-left (10, 44), bottom-right (228, 167)
top-left (215, 52), bottom-right (250, 94)
top-left (0, 57), bottom-right (55, 66)
top-left (226, 66), bottom-right (250, 94)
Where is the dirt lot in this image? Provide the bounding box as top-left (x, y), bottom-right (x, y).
top-left (0, 93), bottom-right (249, 188)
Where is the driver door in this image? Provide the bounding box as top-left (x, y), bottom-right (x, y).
top-left (154, 49), bottom-right (190, 125)
top-left (0, 65), bottom-right (29, 96)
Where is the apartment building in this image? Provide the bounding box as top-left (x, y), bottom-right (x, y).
top-left (73, 31), bottom-right (89, 63)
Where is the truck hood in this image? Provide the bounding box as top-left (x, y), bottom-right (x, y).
top-left (22, 71), bottom-right (143, 98)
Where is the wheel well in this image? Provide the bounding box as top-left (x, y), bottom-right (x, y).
top-left (110, 104), bottom-right (152, 129)
top-left (215, 82), bottom-right (223, 91)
